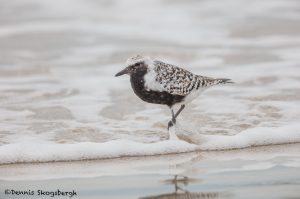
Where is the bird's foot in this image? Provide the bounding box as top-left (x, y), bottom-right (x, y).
top-left (167, 121), bottom-right (173, 130)
top-left (167, 118), bottom-right (176, 130)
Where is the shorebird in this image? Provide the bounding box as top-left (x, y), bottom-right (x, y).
top-left (115, 55), bottom-right (232, 136)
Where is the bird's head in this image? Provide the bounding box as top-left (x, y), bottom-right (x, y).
top-left (115, 55), bottom-right (151, 77)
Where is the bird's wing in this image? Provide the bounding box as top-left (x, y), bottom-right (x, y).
top-left (150, 61), bottom-right (213, 96)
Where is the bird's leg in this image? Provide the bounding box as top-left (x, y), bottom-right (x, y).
top-left (167, 105), bottom-right (185, 130)
top-left (174, 104), bottom-right (185, 119)
top-left (168, 108), bottom-right (176, 130)
top-left (171, 109), bottom-right (176, 123)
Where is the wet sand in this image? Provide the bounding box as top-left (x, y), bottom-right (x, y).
top-left (1, 143), bottom-right (300, 199)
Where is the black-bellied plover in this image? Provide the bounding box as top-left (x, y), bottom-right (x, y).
top-left (115, 55), bottom-right (232, 137)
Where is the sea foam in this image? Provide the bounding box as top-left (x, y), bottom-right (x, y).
top-left (1, 124), bottom-right (299, 164)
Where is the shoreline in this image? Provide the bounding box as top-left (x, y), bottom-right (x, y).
top-left (0, 141), bottom-right (299, 166)
top-left (1, 142), bottom-right (299, 181)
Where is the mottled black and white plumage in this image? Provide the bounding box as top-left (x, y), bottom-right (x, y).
top-left (115, 55), bottom-right (233, 138)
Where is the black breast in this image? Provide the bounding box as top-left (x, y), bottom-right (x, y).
top-left (130, 68), bottom-right (184, 107)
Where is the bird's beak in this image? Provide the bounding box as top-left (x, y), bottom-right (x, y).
top-left (115, 67), bottom-right (129, 77)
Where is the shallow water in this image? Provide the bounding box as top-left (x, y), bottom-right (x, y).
top-left (0, 0), bottom-right (300, 163)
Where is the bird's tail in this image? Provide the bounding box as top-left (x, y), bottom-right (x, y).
top-left (214, 78), bottom-right (234, 85)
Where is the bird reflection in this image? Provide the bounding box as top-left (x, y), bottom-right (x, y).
top-left (139, 175), bottom-right (221, 199)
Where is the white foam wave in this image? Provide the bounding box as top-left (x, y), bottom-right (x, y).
top-left (0, 140), bottom-right (196, 164)
top-left (1, 124), bottom-right (299, 164)
top-left (194, 124), bottom-right (300, 150)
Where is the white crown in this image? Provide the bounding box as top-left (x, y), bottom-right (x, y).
top-left (126, 55), bottom-right (152, 66)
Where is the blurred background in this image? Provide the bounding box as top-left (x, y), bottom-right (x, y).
top-left (0, 0), bottom-right (300, 144)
